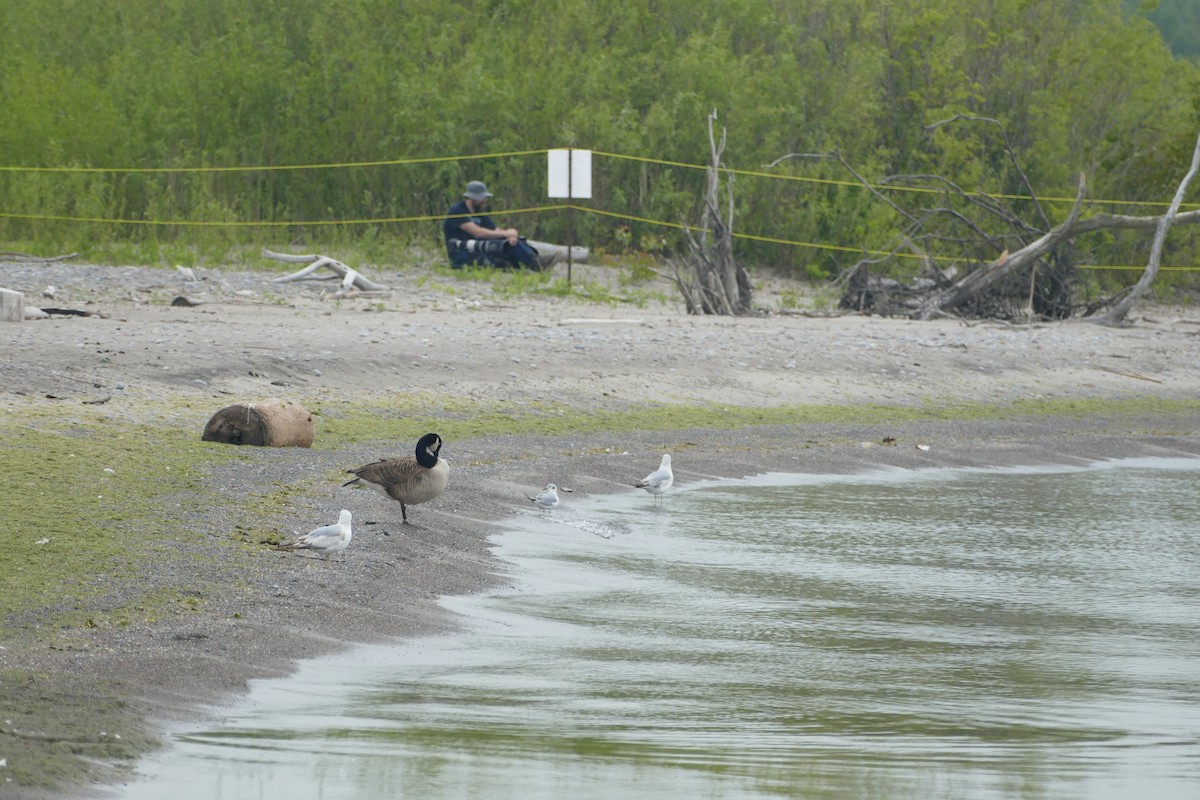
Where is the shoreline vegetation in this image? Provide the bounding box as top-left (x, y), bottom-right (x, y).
top-left (1, 259), bottom-right (1199, 798)
top-left (6, 2), bottom-right (1200, 276)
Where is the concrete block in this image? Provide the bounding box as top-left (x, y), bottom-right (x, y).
top-left (0, 287), bottom-right (25, 322)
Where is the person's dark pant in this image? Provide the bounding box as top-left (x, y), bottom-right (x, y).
top-left (448, 238), bottom-right (541, 270)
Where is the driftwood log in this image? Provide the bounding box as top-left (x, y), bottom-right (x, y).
top-left (263, 249), bottom-right (388, 294)
top-left (0, 252), bottom-right (79, 263)
top-left (202, 398), bottom-right (314, 448)
top-left (527, 240), bottom-right (589, 267)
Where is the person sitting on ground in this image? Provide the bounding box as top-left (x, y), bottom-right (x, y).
top-left (443, 180), bottom-right (541, 270)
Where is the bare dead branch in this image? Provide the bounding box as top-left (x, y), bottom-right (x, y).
top-left (925, 113), bottom-right (1050, 228)
top-left (1091, 128), bottom-right (1200, 326)
top-left (768, 151), bottom-right (920, 226)
top-left (674, 111), bottom-right (753, 315)
top-left (262, 249), bottom-right (388, 294)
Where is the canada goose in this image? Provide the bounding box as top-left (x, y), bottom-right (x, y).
top-left (527, 482), bottom-right (560, 512)
top-left (275, 509), bottom-right (353, 562)
top-left (343, 433), bottom-right (449, 523)
top-left (635, 453), bottom-right (673, 504)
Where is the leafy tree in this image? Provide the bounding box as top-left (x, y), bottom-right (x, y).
top-left (0, 0), bottom-right (1196, 285)
top-left (1126, 0), bottom-right (1200, 59)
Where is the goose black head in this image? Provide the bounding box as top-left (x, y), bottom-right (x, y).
top-left (415, 432), bottom-right (442, 468)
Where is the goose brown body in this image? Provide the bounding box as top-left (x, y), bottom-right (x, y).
top-left (344, 433), bottom-right (449, 523)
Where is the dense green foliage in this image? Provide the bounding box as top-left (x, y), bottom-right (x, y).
top-left (2, 0), bottom-right (1199, 283)
top-left (1129, 0), bottom-right (1200, 58)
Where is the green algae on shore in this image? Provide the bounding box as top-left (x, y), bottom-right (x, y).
top-left (309, 393), bottom-right (1200, 448)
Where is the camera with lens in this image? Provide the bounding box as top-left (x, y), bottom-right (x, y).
top-left (451, 238), bottom-right (505, 257)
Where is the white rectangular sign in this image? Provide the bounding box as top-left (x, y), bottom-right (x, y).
top-left (547, 148), bottom-right (592, 199)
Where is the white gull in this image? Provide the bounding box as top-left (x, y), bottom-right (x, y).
top-left (527, 482), bottom-right (561, 513)
top-left (635, 454), bottom-right (673, 505)
top-left (275, 509), bottom-right (353, 562)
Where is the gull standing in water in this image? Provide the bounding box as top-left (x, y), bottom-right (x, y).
top-left (527, 482), bottom-right (561, 513)
top-left (635, 453), bottom-right (673, 505)
top-left (344, 433), bottom-right (449, 524)
top-left (275, 510), bottom-right (353, 562)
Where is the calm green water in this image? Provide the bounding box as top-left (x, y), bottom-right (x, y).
top-left (121, 459), bottom-right (1200, 799)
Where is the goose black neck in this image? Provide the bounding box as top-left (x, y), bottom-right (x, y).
top-left (415, 433), bottom-right (441, 468)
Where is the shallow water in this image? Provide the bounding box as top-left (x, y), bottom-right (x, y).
top-left (120, 458), bottom-right (1200, 799)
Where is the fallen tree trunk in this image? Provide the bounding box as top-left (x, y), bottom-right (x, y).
top-left (774, 116), bottom-right (1200, 323)
top-left (914, 174), bottom-right (1088, 320)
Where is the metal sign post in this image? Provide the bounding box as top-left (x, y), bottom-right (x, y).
top-left (548, 148), bottom-right (592, 287)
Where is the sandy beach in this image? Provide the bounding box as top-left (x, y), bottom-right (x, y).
top-left (2, 257), bottom-right (1199, 798)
